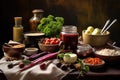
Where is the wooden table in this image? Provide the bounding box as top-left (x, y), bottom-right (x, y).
top-left (62, 62), bottom-right (120, 80)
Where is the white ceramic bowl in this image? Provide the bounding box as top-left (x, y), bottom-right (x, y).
top-left (24, 47), bottom-right (38, 56)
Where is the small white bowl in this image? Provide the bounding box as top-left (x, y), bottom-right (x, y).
top-left (24, 47), bottom-right (38, 56)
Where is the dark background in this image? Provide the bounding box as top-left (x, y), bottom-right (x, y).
top-left (0, 0), bottom-right (120, 58)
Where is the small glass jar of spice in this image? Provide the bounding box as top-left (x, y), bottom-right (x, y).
top-left (13, 17), bottom-right (24, 42)
top-left (29, 9), bottom-right (44, 32)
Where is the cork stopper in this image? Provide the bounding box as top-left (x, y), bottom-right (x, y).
top-left (14, 17), bottom-right (22, 26)
top-left (32, 9), bottom-right (44, 14)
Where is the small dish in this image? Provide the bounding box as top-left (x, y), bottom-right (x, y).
top-left (24, 47), bottom-right (38, 56)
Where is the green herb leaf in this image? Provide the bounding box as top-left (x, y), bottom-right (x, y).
top-left (76, 58), bottom-right (90, 77)
top-left (57, 54), bottom-right (64, 60)
top-left (22, 60), bottom-right (31, 65)
top-left (85, 65), bottom-right (90, 72)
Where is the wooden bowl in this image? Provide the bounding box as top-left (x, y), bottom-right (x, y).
top-left (38, 43), bottom-right (60, 52)
top-left (82, 30), bottom-right (110, 47)
top-left (2, 43), bottom-right (25, 57)
top-left (82, 58), bottom-right (105, 69)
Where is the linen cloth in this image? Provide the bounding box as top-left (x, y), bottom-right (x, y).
top-left (0, 58), bottom-right (67, 80)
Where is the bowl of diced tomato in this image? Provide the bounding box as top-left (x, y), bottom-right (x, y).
top-left (38, 37), bottom-right (61, 52)
top-left (82, 57), bottom-right (105, 69)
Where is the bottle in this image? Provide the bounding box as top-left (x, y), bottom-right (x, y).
top-left (29, 9), bottom-right (44, 32)
top-left (60, 26), bottom-right (79, 52)
top-left (13, 17), bottom-right (24, 42)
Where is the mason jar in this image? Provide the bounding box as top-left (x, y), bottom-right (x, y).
top-left (60, 26), bottom-right (79, 52)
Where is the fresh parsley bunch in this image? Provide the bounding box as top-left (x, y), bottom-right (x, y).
top-left (37, 15), bottom-right (64, 38)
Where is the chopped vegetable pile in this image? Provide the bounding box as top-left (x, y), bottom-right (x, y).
top-left (37, 15), bottom-right (64, 37)
top-left (83, 57), bottom-right (103, 65)
top-left (43, 37), bottom-right (60, 45)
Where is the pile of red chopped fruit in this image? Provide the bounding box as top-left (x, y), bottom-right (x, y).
top-left (43, 37), bottom-right (60, 45)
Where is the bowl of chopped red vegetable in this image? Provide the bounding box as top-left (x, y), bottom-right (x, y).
top-left (38, 37), bottom-right (61, 52)
top-left (82, 57), bottom-right (105, 69)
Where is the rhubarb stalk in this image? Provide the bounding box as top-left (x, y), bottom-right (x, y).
top-left (19, 52), bottom-right (58, 72)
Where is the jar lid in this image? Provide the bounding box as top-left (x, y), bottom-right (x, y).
top-left (32, 9), bottom-right (44, 13)
top-left (14, 17), bottom-right (22, 20)
top-left (24, 32), bottom-right (45, 38)
top-left (14, 17), bottom-right (22, 25)
top-left (62, 25), bottom-right (78, 33)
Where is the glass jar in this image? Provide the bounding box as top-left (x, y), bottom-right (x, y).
top-left (29, 9), bottom-right (44, 32)
top-left (60, 26), bottom-right (79, 52)
top-left (13, 17), bottom-right (24, 42)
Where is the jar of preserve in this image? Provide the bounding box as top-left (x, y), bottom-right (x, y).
top-left (29, 9), bottom-right (44, 32)
top-left (60, 26), bottom-right (79, 52)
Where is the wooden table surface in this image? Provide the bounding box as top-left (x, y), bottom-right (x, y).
top-left (62, 62), bottom-right (120, 80)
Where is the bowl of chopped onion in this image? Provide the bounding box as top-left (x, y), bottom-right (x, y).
top-left (94, 48), bottom-right (120, 62)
